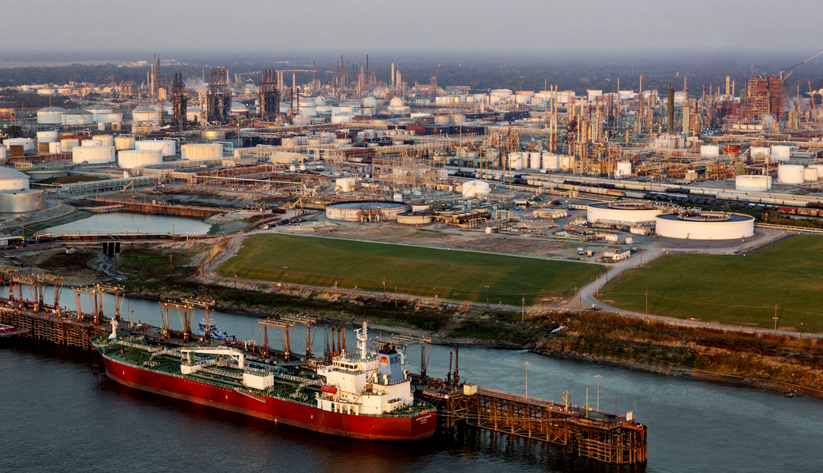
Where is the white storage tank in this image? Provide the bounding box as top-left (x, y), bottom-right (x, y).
top-left (132, 106), bottom-right (161, 123)
top-left (82, 139), bottom-right (103, 147)
top-left (777, 164), bottom-right (804, 184)
top-left (735, 175), bottom-right (772, 191)
top-left (3, 138), bottom-right (35, 153)
top-left (508, 153), bottom-right (523, 169)
top-left (615, 161), bottom-right (632, 177)
top-left (0, 147), bottom-right (6, 161)
top-left (36, 107), bottom-right (65, 125)
top-left (750, 147), bottom-right (771, 159)
top-left (60, 139), bottom-right (80, 152)
top-left (700, 145), bottom-right (720, 157)
top-left (115, 136), bottom-right (136, 150)
top-left (528, 152), bottom-right (542, 169)
top-left (72, 146), bottom-right (115, 164)
top-left (118, 150), bottom-right (163, 169)
top-left (0, 167), bottom-right (30, 190)
top-left (462, 180), bottom-right (490, 198)
top-left (62, 109), bottom-right (94, 125)
top-left (542, 154), bottom-right (559, 170)
top-left (36, 131), bottom-right (59, 144)
top-left (804, 167), bottom-right (819, 182)
top-left (135, 140), bottom-right (176, 156)
top-left (181, 143), bottom-right (223, 160)
top-left (335, 177), bottom-right (356, 193)
top-left (560, 155), bottom-right (574, 170)
top-left (48, 142), bottom-right (62, 154)
top-left (770, 145), bottom-right (791, 161)
top-left (92, 135), bottom-right (113, 147)
top-left (807, 164), bottom-right (823, 176)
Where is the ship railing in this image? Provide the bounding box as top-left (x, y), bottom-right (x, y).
top-left (279, 373), bottom-right (323, 386)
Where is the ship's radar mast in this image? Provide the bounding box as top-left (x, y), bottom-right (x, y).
top-left (109, 317), bottom-right (118, 340)
top-left (356, 321), bottom-right (368, 359)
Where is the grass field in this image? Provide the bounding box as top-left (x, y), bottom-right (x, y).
top-left (599, 234), bottom-right (823, 333)
top-left (218, 234), bottom-right (604, 306)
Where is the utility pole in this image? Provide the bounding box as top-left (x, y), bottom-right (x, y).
top-left (525, 361), bottom-right (528, 397)
top-left (773, 305), bottom-right (779, 333)
top-left (595, 375), bottom-right (602, 411)
top-left (645, 290), bottom-right (649, 316)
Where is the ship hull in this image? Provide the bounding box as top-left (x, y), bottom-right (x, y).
top-left (101, 355), bottom-right (436, 441)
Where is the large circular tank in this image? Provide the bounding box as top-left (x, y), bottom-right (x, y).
top-left (397, 212), bottom-right (433, 225)
top-left (777, 164), bottom-right (804, 184)
top-left (132, 106), bottom-right (161, 123)
top-left (181, 143), bottom-right (223, 160)
top-left (699, 145), bottom-right (720, 157)
top-left (615, 161), bottom-right (632, 177)
top-left (325, 201), bottom-right (408, 222)
top-left (48, 142), bottom-right (62, 154)
top-left (462, 180), bottom-right (490, 198)
top-left (114, 136), bottom-right (136, 150)
top-left (62, 109), bottom-right (94, 125)
top-left (0, 167), bottom-right (30, 190)
top-left (542, 154), bottom-right (559, 170)
top-left (81, 139), bottom-right (103, 147)
top-left (655, 212), bottom-right (755, 240)
top-left (118, 150), bottom-right (163, 169)
top-left (805, 167), bottom-right (819, 182)
top-left (36, 131), bottom-right (59, 143)
top-left (135, 140), bottom-right (176, 156)
top-left (60, 139), bottom-right (80, 152)
top-left (735, 175), bottom-right (772, 191)
top-left (37, 107), bottom-right (65, 125)
top-left (0, 189), bottom-right (43, 213)
top-left (72, 146), bottom-right (115, 164)
top-left (92, 135), bottom-right (113, 147)
top-left (770, 145), bottom-right (791, 161)
top-left (0, 147), bottom-right (6, 161)
top-left (3, 138), bottom-right (35, 152)
top-left (750, 147), bottom-right (770, 159)
top-left (587, 201), bottom-right (661, 224)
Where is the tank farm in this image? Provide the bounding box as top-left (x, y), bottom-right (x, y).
top-left (0, 267), bottom-right (647, 465)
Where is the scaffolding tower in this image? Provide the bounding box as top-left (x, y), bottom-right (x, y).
top-left (171, 72), bottom-right (187, 129)
top-left (206, 67), bottom-right (231, 124)
top-left (259, 69), bottom-right (280, 121)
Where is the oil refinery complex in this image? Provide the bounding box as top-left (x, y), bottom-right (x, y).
top-left (2, 54), bottom-right (823, 251)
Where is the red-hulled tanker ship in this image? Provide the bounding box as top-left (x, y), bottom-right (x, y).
top-left (92, 320), bottom-right (436, 440)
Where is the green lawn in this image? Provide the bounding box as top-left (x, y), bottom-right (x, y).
top-left (219, 234), bottom-right (604, 306)
top-left (599, 234), bottom-right (823, 333)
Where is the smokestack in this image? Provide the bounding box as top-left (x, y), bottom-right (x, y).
top-left (683, 88), bottom-right (690, 136)
top-left (725, 76), bottom-right (730, 100)
top-left (667, 84), bottom-right (675, 135)
top-left (391, 63), bottom-right (395, 89)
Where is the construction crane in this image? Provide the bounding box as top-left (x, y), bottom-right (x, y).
top-left (287, 198), bottom-right (304, 215)
top-left (121, 181), bottom-right (134, 193)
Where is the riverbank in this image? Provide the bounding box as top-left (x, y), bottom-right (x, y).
top-left (101, 244), bottom-right (823, 400)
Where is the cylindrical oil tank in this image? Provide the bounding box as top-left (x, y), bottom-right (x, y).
top-left (615, 161), bottom-right (632, 177)
top-left (36, 131), bottom-right (59, 143)
top-left (804, 167), bottom-right (819, 182)
top-left (202, 130), bottom-right (226, 141)
top-left (61, 139), bottom-right (80, 152)
top-left (777, 164), bottom-right (804, 184)
top-left (542, 154), bottom-right (559, 170)
top-left (434, 115), bottom-right (451, 124)
top-left (37, 107), bottom-right (65, 125)
top-left (115, 136), bottom-right (136, 150)
top-left (181, 143), bottom-right (223, 160)
top-left (118, 149), bottom-right (163, 169)
top-left (770, 145), bottom-right (791, 161)
top-left (3, 138), bottom-right (35, 152)
top-left (807, 164), bottom-right (823, 176)
top-left (750, 147), bottom-right (771, 159)
top-left (92, 135), bottom-right (113, 147)
top-left (48, 141), bottom-right (62, 154)
top-left (132, 106), bottom-right (161, 123)
top-left (560, 155), bottom-right (573, 170)
top-left (700, 145), bottom-right (720, 157)
top-left (453, 114), bottom-right (466, 123)
top-left (82, 139), bottom-right (103, 147)
top-left (0, 167), bottom-right (30, 190)
top-left (508, 152), bottom-right (523, 169)
top-left (135, 140), bottom-right (176, 156)
top-left (0, 189), bottom-right (44, 213)
top-left (72, 146), bottom-right (115, 164)
top-left (735, 175), bottom-right (772, 191)
top-left (0, 147), bottom-right (6, 161)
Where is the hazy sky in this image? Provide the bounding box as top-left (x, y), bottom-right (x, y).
top-left (3, 0), bottom-right (821, 54)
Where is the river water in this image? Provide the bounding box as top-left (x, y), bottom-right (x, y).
top-left (1, 289), bottom-right (821, 473)
top-left (44, 212), bottom-right (212, 235)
